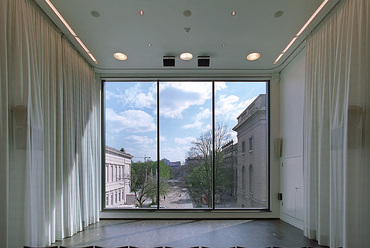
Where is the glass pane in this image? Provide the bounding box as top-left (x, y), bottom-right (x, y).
top-left (104, 81), bottom-right (157, 209)
top-left (215, 81), bottom-right (268, 209)
top-left (159, 81), bottom-right (213, 209)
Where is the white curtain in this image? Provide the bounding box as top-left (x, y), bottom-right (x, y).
top-left (0, 0), bottom-right (101, 247)
top-left (0, 1), bottom-right (9, 248)
top-left (304, 0), bottom-right (369, 247)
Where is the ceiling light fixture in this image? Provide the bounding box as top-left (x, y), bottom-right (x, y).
top-left (247, 52), bottom-right (261, 61)
top-left (114, 52), bottom-right (128, 61)
top-left (147, 43), bottom-right (152, 47)
top-left (222, 44), bottom-right (227, 47)
top-left (90, 10), bottom-right (100, 18)
top-left (273, 0), bottom-right (329, 64)
top-left (180, 52), bottom-right (193, 61)
top-left (183, 10), bottom-right (192, 17)
top-left (231, 11), bottom-right (237, 16)
top-left (44, 0), bottom-right (98, 64)
top-left (274, 10), bottom-right (284, 18)
top-left (139, 10), bottom-right (144, 16)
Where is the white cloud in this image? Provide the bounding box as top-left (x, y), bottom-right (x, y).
top-left (159, 82), bottom-right (211, 118)
top-left (204, 124), bottom-right (212, 131)
top-left (124, 84), bottom-right (156, 109)
top-left (215, 81), bottom-right (227, 91)
top-left (174, 137), bottom-right (196, 145)
top-left (183, 108), bottom-right (211, 130)
top-left (124, 135), bottom-right (156, 161)
top-left (216, 95), bottom-right (257, 121)
top-left (183, 120), bottom-right (203, 130)
top-left (195, 108), bottom-right (211, 120)
top-left (160, 146), bottom-right (188, 162)
top-left (227, 131), bottom-right (238, 143)
top-left (107, 84), bottom-right (156, 110)
top-left (125, 135), bottom-right (154, 145)
top-left (106, 108), bottom-right (156, 133)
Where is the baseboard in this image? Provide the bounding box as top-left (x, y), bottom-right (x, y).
top-left (281, 212), bottom-right (303, 230)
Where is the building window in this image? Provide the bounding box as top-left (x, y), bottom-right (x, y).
top-left (249, 137), bottom-right (254, 151)
top-left (249, 164), bottom-right (253, 194)
top-left (106, 194), bottom-right (109, 206)
top-left (242, 166), bottom-right (246, 191)
top-left (110, 193), bottom-right (113, 205)
top-left (104, 80), bottom-right (269, 210)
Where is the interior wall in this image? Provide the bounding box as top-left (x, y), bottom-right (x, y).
top-left (279, 47), bottom-right (306, 229)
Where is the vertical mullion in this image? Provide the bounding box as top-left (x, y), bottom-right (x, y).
top-left (157, 80), bottom-right (160, 210)
top-left (212, 81), bottom-right (216, 210)
top-left (101, 80), bottom-right (106, 210)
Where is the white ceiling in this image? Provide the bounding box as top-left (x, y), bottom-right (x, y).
top-left (34, 0), bottom-right (340, 73)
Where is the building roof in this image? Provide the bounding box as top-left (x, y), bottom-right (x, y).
top-left (105, 146), bottom-right (134, 159)
top-left (233, 94), bottom-right (266, 131)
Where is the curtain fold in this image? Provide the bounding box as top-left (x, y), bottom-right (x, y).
top-left (0, 0), bottom-right (101, 246)
top-left (304, 0), bottom-right (369, 247)
top-left (0, 1), bottom-right (9, 248)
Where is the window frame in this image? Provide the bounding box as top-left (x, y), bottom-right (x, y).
top-left (101, 78), bottom-right (271, 214)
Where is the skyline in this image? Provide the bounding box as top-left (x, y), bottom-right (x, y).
top-left (105, 81), bottom-right (266, 162)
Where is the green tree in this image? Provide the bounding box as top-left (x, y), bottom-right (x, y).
top-left (186, 123), bottom-right (234, 207)
top-left (131, 160), bottom-right (171, 207)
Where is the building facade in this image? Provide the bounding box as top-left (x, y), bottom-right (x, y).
top-left (220, 140), bottom-right (238, 197)
top-left (105, 146), bottom-right (133, 208)
top-left (233, 94), bottom-right (268, 208)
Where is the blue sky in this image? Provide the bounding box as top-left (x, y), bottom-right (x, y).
top-left (105, 81), bottom-right (266, 163)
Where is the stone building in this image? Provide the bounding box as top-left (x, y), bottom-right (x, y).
top-left (220, 140), bottom-right (238, 197)
top-left (105, 146), bottom-right (133, 208)
top-left (233, 94), bottom-right (268, 208)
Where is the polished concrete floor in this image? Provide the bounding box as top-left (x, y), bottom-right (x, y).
top-left (53, 219), bottom-right (326, 248)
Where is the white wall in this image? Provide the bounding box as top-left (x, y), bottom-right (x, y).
top-left (279, 47), bottom-right (305, 229)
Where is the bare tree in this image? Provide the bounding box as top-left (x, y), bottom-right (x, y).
top-left (186, 123), bottom-right (233, 207)
top-left (131, 160), bottom-right (171, 208)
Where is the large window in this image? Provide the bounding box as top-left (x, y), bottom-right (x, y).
top-left (104, 80), bottom-right (268, 210)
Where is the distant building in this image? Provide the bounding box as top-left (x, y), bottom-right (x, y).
top-left (233, 94), bottom-right (267, 208)
top-left (221, 140), bottom-right (238, 197)
top-left (161, 158), bottom-right (170, 166)
top-left (105, 146), bottom-right (133, 207)
top-left (169, 161), bottom-right (181, 167)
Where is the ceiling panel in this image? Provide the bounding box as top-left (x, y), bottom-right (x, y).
top-left (34, 0), bottom-right (340, 73)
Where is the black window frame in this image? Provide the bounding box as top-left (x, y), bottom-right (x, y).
top-left (101, 79), bottom-right (271, 212)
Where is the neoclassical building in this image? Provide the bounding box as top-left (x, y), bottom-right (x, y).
top-left (233, 94), bottom-right (268, 208)
top-left (105, 146), bottom-right (133, 208)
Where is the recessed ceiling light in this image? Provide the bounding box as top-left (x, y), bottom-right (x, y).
top-left (90, 10), bottom-right (100, 18)
top-left (231, 11), bottom-right (237, 16)
top-left (247, 52), bottom-right (261, 61)
top-left (139, 10), bottom-right (144, 16)
top-left (180, 52), bottom-right (193, 61)
top-left (114, 52), bottom-right (127, 61)
top-left (222, 43), bottom-right (227, 47)
top-left (147, 43), bottom-right (152, 47)
top-left (183, 10), bottom-right (192, 17)
top-left (274, 10), bottom-right (284, 18)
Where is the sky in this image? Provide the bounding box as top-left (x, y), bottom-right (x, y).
top-left (105, 81), bottom-right (266, 163)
